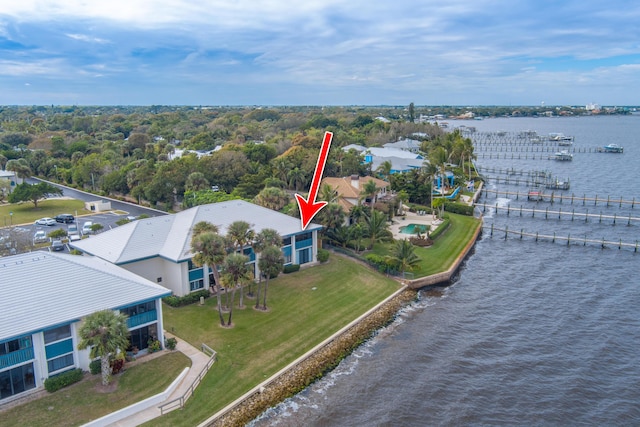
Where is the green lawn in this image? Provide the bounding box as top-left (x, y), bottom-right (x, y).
top-left (0, 351), bottom-right (190, 427)
top-left (371, 213), bottom-right (481, 277)
top-left (0, 199), bottom-right (87, 226)
top-left (147, 255), bottom-right (401, 427)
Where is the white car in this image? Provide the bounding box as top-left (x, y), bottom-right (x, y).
top-left (82, 222), bottom-right (94, 235)
top-left (33, 230), bottom-right (48, 243)
top-left (35, 217), bottom-right (56, 226)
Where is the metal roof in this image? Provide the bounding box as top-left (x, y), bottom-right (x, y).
top-left (0, 252), bottom-right (171, 341)
top-left (71, 200), bottom-right (322, 264)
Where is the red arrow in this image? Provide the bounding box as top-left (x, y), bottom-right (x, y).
top-left (295, 131), bottom-right (333, 229)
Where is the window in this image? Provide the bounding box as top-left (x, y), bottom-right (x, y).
top-left (44, 325), bottom-right (71, 344)
top-left (121, 301), bottom-right (155, 317)
top-left (295, 232), bottom-right (312, 242)
top-left (47, 354), bottom-right (74, 373)
top-left (282, 237), bottom-right (291, 246)
top-left (190, 279), bottom-right (204, 291)
top-left (0, 363), bottom-right (36, 400)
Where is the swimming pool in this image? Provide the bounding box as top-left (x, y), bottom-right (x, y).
top-left (399, 223), bottom-right (429, 235)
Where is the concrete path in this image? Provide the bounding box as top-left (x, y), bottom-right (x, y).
top-left (107, 333), bottom-right (212, 427)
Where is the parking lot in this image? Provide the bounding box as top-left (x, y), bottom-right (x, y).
top-left (2, 210), bottom-right (149, 255)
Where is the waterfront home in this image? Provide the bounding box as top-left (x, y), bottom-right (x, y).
top-left (0, 252), bottom-right (170, 405)
top-left (383, 138), bottom-right (422, 153)
top-left (70, 200), bottom-right (322, 297)
top-left (321, 175), bottom-right (390, 214)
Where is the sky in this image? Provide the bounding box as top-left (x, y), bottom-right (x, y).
top-left (1, 0), bottom-right (640, 106)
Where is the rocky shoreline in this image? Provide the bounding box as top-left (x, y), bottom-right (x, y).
top-left (207, 288), bottom-right (419, 427)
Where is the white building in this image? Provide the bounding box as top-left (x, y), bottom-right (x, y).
top-left (70, 200), bottom-right (323, 297)
top-left (0, 252), bottom-right (170, 404)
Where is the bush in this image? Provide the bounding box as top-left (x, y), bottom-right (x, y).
top-left (317, 248), bottom-right (330, 263)
top-left (44, 369), bottom-right (83, 393)
top-left (148, 339), bottom-right (162, 353)
top-left (283, 264), bottom-right (300, 274)
top-left (163, 289), bottom-right (210, 307)
top-left (89, 359), bottom-right (101, 375)
top-left (444, 201), bottom-right (474, 216)
top-left (429, 218), bottom-right (451, 240)
top-left (165, 337), bottom-right (178, 351)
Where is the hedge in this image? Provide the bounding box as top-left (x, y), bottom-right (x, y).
top-left (428, 217), bottom-right (451, 240)
top-left (283, 264), bottom-right (300, 274)
top-left (317, 248), bottom-right (330, 263)
top-left (44, 369), bottom-right (83, 393)
top-left (163, 289), bottom-right (210, 307)
top-left (444, 201), bottom-right (474, 216)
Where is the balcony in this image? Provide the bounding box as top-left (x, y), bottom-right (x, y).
top-left (0, 347), bottom-right (34, 369)
top-left (127, 310), bottom-right (158, 329)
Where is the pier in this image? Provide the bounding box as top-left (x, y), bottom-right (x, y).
top-left (475, 202), bottom-right (640, 225)
top-left (484, 224), bottom-right (639, 252)
top-left (480, 189), bottom-right (637, 207)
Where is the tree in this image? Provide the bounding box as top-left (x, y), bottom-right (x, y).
top-left (360, 179), bottom-right (379, 206)
top-left (257, 245), bottom-right (284, 310)
top-left (226, 221), bottom-right (255, 308)
top-left (326, 224), bottom-right (351, 248)
top-left (376, 160), bottom-right (392, 181)
top-left (409, 102), bottom-right (416, 123)
top-left (8, 182), bottom-right (62, 208)
top-left (5, 158), bottom-right (32, 180)
top-left (221, 253), bottom-right (250, 326)
top-left (287, 167), bottom-right (306, 191)
top-left (390, 239), bottom-right (421, 274)
top-left (77, 310), bottom-right (130, 386)
top-left (364, 209), bottom-right (392, 247)
top-left (253, 228), bottom-right (282, 303)
top-left (185, 172), bottom-right (210, 192)
top-left (191, 223), bottom-right (227, 326)
top-left (253, 186), bottom-right (290, 211)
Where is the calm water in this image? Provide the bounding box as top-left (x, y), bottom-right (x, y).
top-left (251, 115), bottom-right (640, 426)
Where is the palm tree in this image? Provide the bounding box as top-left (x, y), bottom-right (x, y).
top-left (257, 245), bottom-right (284, 310)
top-left (287, 167), bottom-right (307, 191)
top-left (376, 160), bottom-right (392, 181)
top-left (360, 178), bottom-right (379, 207)
top-left (253, 228), bottom-right (282, 306)
top-left (5, 158), bottom-right (32, 181)
top-left (221, 253), bottom-right (250, 326)
top-left (254, 186), bottom-right (290, 211)
top-left (390, 239), bottom-right (421, 275)
top-left (364, 209), bottom-right (392, 247)
top-left (226, 221), bottom-right (255, 308)
top-left (185, 171), bottom-right (210, 192)
top-left (77, 310), bottom-right (130, 386)
top-left (326, 224), bottom-right (352, 248)
top-left (429, 146), bottom-right (449, 194)
top-left (319, 183), bottom-right (339, 203)
top-left (315, 202), bottom-right (346, 241)
top-left (190, 222), bottom-right (227, 326)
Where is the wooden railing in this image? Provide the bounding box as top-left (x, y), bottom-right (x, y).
top-left (158, 344), bottom-right (217, 415)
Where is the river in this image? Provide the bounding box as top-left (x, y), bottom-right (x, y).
top-left (251, 115), bottom-right (640, 426)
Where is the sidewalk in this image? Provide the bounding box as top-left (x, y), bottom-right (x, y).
top-left (106, 333), bottom-right (212, 427)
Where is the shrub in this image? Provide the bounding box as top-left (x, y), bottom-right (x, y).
top-left (44, 369), bottom-right (83, 393)
top-left (429, 218), bottom-right (451, 240)
top-left (444, 201), bottom-right (474, 216)
top-left (283, 264), bottom-right (300, 274)
top-left (163, 289), bottom-right (210, 307)
top-left (89, 359), bottom-right (101, 375)
top-left (110, 353), bottom-right (125, 375)
top-left (317, 248), bottom-right (330, 263)
top-left (148, 338), bottom-right (162, 353)
top-left (165, 337), bottom-right (178, 351)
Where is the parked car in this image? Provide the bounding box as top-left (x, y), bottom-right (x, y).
top-left (54, 214), bottom-right (75, 223)
top-left (33, 231), bottom-right (48, 243)
top-left (82, 222), bottom-right (94, 235)
top-left (35, 217), bottom-right (56, 226)
top-left (51, 240), bottom-right (65, 251)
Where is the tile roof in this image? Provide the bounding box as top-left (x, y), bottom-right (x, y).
top-left (321, 176), bottom-right (389, 199)
top-left (0, 252), bottom-right (170, 341)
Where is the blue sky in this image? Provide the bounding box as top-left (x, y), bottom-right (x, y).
top-left (1, 0), bottom-right (639, 106)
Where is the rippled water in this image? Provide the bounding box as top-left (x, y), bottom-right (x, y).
top-left (251, 116), bottom-right (640, 426)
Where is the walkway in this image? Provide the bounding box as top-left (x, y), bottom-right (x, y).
top-left (106, 333), bottom-right (211, 427)
top-left (389, 209), bottom-right (440, 240)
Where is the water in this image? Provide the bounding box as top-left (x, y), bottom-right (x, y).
top-left (251, 115), bottom-right (640, 426)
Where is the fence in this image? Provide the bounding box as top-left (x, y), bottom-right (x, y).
top-left (158, 344), bottom-right (217, 415)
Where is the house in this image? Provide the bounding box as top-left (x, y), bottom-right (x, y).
top-left (0, 170), bottom-right (18, 194)
top-left (0, 252), bottom-right (170, 404)
top-left (363, 147), bottom-right (426, 174)
top-left (70, 200), bottom-right (323, 297)
top-left (321, 175), bottom-right (390, 214)
top-left (383, 138), bottom-right (422, 153)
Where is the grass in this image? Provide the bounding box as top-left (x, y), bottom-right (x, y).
top-left (0, 199), bottom-right (87, 227)
top-left (0, 351), bottom-right (190, 427)
top-left (370, 212), bottom-right (482, 277)
top-left (146, 255), bottom-right (401, 427)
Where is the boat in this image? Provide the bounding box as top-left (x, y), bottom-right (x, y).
top-left (597, 144), bottom-right (624, 153)
top-left (549, 133), bottom-right (574, 145)
top-left (553, 150), bottom-right (573, 161)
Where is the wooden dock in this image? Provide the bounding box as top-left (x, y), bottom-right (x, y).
top-left (483, 224), bottom-right (639, 252)
top-left (481, 189), bottom-right (638, 207)
top-left (475, 202), bottom-right (640, 224)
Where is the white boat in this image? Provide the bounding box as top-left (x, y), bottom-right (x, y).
top-left (553, 150), bottom-right (573, 161)
top-left (549, 133), bottom-right (574, 145)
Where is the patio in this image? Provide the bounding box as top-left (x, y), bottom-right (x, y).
top-left (390, 210), bottom-right (442, 240)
